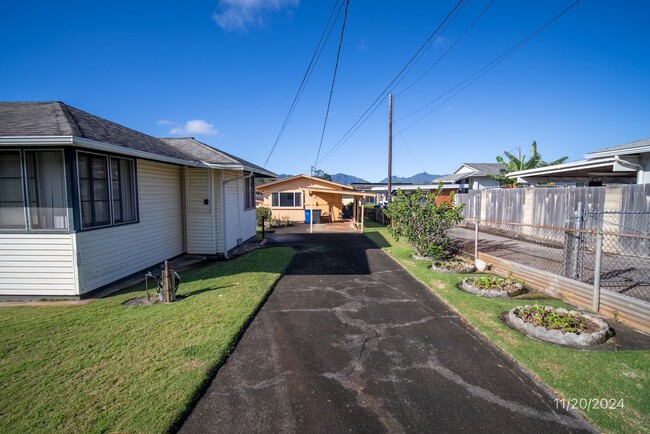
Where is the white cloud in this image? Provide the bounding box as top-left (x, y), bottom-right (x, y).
top-left (213, 0), bottom-right (300, 32)
top-left (433, 36), bottom-right (450, 51)
top-left (157, 119), bottom-right (173, 126)
top-left (169, 119), bottom-right (219, 136)
top-left (357, 39), bottom-right (368, 52)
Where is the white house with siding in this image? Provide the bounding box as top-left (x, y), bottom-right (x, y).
top-left (508, 138), bottom-right (649, 186)
top-left (0, 102), bottom-right (275, 298)
top-left (434, 163), bottom-right (502, 193)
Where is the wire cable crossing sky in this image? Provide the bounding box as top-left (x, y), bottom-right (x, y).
top-left (2, 0), bottom-right (648, 182)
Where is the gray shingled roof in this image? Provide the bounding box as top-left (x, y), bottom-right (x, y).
top-left (435, 162), bottom-right (502, 183)
top-left (586, 138), bottom-right (650, 158)
top-left (159, 137), bottom-right (272, 176)
top-left (0, 102), bottom-right (275, 177)
top-left (461, 163), bottom-right (502, 176)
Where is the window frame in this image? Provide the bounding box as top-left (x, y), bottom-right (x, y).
top-left (271, 191), bottom-right (303, 208)
top-left (0, 149), bottom-right (28, 230)
top-left (0, 149), bottom-right (71, 232)
top-left (110, 156), bottom-right (138, 225)
top-left (76, 150), bottom-right (138, 230)
top-left (244, 175), bottom-right (256, 211)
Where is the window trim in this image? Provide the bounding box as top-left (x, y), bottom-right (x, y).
top-left (76, 150), bottom-right (139, 231)
top-left (109, 156), bottom-right (138, 225)
top-left (0, 149), bottom-right (71, 232)
top-left (244, 175), bottom-right (256, 211)
top-left (0, 149), bottom-right (28, 230)
top-left (271, 191), bottom-right (303, 208)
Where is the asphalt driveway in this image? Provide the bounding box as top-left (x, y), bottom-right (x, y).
top-left (179, 231), bottom-right (594, 433)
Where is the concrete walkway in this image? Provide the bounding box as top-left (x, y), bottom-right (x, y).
top-left (179, 232), bottom-right (594, 433)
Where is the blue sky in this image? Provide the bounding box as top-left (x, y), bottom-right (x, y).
top-left (2, 0), bottom-right (649, 181)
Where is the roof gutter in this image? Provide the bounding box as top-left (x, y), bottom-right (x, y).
top-left (0, 135), bottom-right (208, 168)
top-left (73, 137), bottom-right (206, 167)
top-left (203, 162), bottom-right (276, 178)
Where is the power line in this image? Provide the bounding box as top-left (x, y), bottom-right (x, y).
top-left (396, 0), bottom-right (495, 97)
top-left (397, 0), bottom-right (582, 131)
top-left (314, 0), bottom-right (465, 168)
top-left (395, 125), bottom-right (430, 174)
top-left (263, 0), bottom-right (345, 168)
top-left (314, 0), bottom-right (350, 167)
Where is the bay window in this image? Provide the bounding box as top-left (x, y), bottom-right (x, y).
top-left (0, 150), bottom-right (68, 230)
top-left (0, 151), bottom-right (26, 229)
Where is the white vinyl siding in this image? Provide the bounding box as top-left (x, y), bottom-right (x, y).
top-left (223, 171), bottom-right (256, 253)
top-left (0, 233), bottom-right (77, 295)
top-left (185, 168), bottom-right (216, 254)
top-left (76, 160), bottom-right (184, 293)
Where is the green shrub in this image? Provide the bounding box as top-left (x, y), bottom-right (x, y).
top-left (383, 186), bottom-right (464, 259)
top-left (256, 206), bottom-right (271, 227)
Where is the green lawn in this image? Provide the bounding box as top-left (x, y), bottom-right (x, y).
top-left (0, 247), bottom-right (294, 433)
top-left (364, 221), bottom-right (649, 434)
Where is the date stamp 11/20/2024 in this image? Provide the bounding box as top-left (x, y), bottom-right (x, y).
top-left (554, 398), bottom-right (625, 411)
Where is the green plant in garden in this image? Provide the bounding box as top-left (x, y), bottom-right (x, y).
top-left (256, 206), bottom-right (271, 227)
top-left (521, 305), bottom-right (587, 334)
top-left (383, 186), bottom-right (464, 259)
top-left (468, 275), bottom-right (517, 289)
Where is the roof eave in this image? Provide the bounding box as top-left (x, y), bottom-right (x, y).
top-left (203, 162), bottom-right (277, 178)
top-left (585, 145), bottom-right (650, 159)
top-left (73, 137), bottom-right (206, 167)
top-left (0, 135), bottom-right (75, 146)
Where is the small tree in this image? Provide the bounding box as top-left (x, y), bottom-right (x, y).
top-left (383, 186), bottom-right (464, 259)
top-left (491, 141), bottom-right (569, 186)
top-left (256, 206), bottom-right (271, 227)
top-left (312, 169), bottom-right (332, 181)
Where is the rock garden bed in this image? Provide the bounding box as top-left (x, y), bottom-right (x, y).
top-left (507, 305), bottom-right (610, 347)
top-left (460, 275), bottom-right (526, 298)
top-left (429, 258), bottom-right (476, 274)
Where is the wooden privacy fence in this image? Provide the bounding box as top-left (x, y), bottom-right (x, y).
top-left (456, 184), bottom-right (649, 243)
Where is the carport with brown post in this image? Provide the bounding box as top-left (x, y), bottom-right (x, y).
top-left (301, 187), bottom-right (375, 234)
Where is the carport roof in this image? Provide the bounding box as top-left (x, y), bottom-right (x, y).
top-left (301, 187), bottom-right (375, 197)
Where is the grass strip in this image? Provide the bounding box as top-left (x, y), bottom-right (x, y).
top-left (0, 247), bottom-right (294, 433)
top-left (364, 221), bottom-right (649, 434)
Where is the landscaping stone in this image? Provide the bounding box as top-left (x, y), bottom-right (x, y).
top-left (508, 305), bottom-right (610, 347)
top-left (459, 278), bottom-right (526, 298)
top-left (429, 259), bottom-right (476, 274)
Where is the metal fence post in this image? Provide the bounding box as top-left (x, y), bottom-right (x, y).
top-left (570, 202), bottom-right (584, 280)
top-left (592, 233), bottom-right (604, 312)
top-left (474, 220), bottom-right (479, 260)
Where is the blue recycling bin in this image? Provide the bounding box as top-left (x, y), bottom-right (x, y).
top-left (304, 209), bottom-right (321, 223)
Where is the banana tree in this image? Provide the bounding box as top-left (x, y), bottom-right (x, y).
top-left (492, 141), bottom-right (568, 186)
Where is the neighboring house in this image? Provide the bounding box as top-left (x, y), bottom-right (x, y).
top-left (508, 138), bottom-right (649, 186)
top-left (350, 182), bottom-right (412, 205)
top-left (0, 102), bottom-right (275, 298)
top-left (434, 163), bottom-right (502, 193)
top-left (257, 175), bottom-right (368, 222)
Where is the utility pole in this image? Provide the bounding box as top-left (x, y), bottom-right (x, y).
top-left (387, 94), bottom-right (393, 204)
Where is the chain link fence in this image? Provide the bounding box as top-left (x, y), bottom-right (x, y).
top-left (450, 212), bottom-right (650, 304)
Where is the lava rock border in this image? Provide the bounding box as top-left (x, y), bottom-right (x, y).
top-left (459, 277), bottom-right (526, 298)
top-left (507, 305), bottom-right (610, 347)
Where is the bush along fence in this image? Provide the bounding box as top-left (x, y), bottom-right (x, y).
top-left (449, 212), bottom-right (650, 333)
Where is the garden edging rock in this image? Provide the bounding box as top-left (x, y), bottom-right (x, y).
top-left (508, 305), bottom-right (610, 347)
top-left (430, 260), bottom-right (476, 274)
top-left (459, 278), bottom-right (525, 298)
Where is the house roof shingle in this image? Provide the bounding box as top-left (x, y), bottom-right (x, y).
top-left (0, 102), bottom-right (275, 177)
top-left (585, 138), bottom-right (650, 159)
